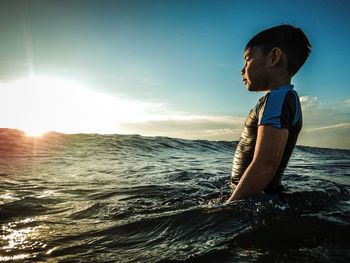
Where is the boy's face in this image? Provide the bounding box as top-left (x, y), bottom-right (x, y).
top-left (241, 46), bottom-right (269, 91)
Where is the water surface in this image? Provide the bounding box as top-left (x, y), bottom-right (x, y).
top-left (1, 129), bottom-right (349, 262)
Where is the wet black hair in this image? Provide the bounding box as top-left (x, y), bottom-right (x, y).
top-left (245, 24), bottom-right (311, 76)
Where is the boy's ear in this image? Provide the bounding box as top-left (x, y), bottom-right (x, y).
top-left (269, 47), bottom-right (282, 66)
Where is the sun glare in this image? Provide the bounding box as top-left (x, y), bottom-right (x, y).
top-left (0, 74), bottom-right (158, 135)
top-left (23, 128), bottom-right (47, 138)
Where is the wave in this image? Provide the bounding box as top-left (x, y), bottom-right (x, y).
top-left (296, 144), bottom-right (350, 156)
top-left (2, 128), bottom-right (349, 157)
top-left (1, 128), bottom-right (349, 262)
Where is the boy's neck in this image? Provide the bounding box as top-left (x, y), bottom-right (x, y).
top-left (266, 76), bottom-right (292, 92)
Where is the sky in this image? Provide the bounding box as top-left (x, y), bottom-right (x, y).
top-left (0, 0), bottom-right (349, 149)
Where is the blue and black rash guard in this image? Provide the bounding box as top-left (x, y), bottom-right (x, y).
top-left (231, 84), bottom-right (302, 193)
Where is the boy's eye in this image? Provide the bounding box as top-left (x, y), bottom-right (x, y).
top-left (244, 58), bottom-right (251, 63)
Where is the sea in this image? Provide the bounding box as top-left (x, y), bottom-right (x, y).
top-left (0, 128), bottom-right (349, 262)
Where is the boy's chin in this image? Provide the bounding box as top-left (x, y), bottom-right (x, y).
top-left (246, 84), bottom-right (266, 92)
top-left (246, 85), bottom-right (260, 92)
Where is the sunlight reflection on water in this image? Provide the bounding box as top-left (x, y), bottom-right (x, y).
top-left (0, 254), bottom-right (29, 262)
top-left (0, 218), bottom-right (47, 262)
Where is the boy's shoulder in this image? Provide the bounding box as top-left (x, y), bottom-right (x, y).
top-left (259, 85), bottom-right (296, 102)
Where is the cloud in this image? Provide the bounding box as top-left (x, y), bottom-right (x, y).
top-left (122, 95), bottom-right (350, 148)
top-left (118, 115), bottom-right (245, 141)
top-left (300, 96), bottom-right (321, 108)
top-left (342, 99), bottom-right (350, 107)
top-left (306, 123), bottom-right (350, 132)
top-left (298, 96), bottom-right (350, 149)
top-left (141, 78), bottom-right (163, 87)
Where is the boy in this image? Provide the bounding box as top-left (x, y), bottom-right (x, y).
top-left (227, 25), bottom-right (311, 202)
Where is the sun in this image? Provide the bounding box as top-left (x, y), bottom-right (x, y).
top-left (23, 127), bottom-right (48, 137)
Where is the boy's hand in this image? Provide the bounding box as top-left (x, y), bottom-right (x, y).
top-left (227, 125), bottom-right (288, 202)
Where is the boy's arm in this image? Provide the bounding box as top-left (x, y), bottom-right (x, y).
top-left (227, 125), bottom-right (289, 202)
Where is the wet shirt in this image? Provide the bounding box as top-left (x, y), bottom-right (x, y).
top-left (231, 84), bottom-right (302, 192)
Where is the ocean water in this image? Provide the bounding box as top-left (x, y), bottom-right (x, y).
top-left (0, 128), bottom-right (349, 262)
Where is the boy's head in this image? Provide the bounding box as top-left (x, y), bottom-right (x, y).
top-left (241, 24), bottom-right (311, 91)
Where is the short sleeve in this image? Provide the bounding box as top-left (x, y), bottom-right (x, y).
top-left (258, 89), bottom-right (297, 130)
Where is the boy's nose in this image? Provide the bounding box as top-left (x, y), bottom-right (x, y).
top-left (241, 68), bottom-right (245, 76)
